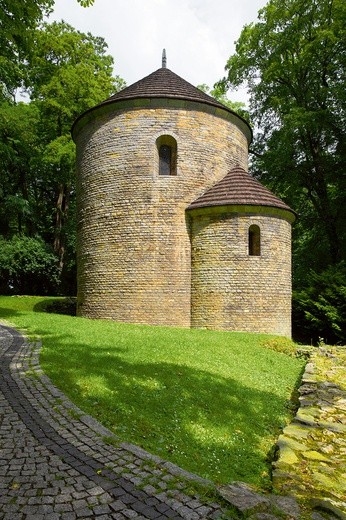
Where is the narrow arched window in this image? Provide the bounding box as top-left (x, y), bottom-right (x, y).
top-left (249, 225), bottom-right (261, 256)
top-left (159, 145), bottom-right (172, 175)
top-left (157, 135), bottom-right (177, 175)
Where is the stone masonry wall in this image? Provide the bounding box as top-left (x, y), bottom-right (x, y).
top-left (75, 102), bottom-right (249, 327)
top-left (273, 346), bottom-right (346, 515)
top-left (189, 209), bottom-right (292, 336)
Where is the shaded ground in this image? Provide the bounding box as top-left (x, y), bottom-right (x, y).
top-left (1, 321), bottom-right (345, 520)
top-left (0, 324), bottom-right (228, 519)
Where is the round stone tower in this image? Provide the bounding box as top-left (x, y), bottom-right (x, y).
top-left (187, 167), bottom-right (296, 337)
top-left (72, 65), bottom-right (252, 327)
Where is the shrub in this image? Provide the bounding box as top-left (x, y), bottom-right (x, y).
top-left (293, 262), bottom-right (346, 345)
top-left (0, 235), bottom-right (60, 295)
top-left (260, 336), bottom-right (298, 357)
top-left (43, 297), bottom-right (77, 315)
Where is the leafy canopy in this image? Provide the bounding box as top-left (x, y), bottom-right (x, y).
top-left (220, 0), bottom-right (346, 342)
top-left (0, 16), bottom-right (125, 292)
top-left (293, 262), bottom-right (346, 345)
top-left (0, 0), bottom-right (95, 99)
top-left (220, 0), bottom-right (346, 271)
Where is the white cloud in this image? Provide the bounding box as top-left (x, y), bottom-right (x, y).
top-left (49, 0), bottom-right (266, 102)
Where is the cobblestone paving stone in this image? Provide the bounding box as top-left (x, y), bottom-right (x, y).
top-left (0, 324), bottom-right (229, 519)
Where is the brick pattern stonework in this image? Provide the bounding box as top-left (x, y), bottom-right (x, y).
top-left (188, 207), bottom-right (293, 336)
top-left (74, 69), bottom-right (294, 337)
top-left (75, 102), bottom-right (249, 327)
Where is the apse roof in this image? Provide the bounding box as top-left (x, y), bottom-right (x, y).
top-left (187, 166), bottom-right (295, 216)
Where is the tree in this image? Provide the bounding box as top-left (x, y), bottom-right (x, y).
top-left (0, 101), bottom-right (41, 236)
top-left (0, 0), bottom-right (53, 99)
top-left (0, 0), bottom-right (94, 100)
top-left (22, 21), bottom-right (124, 275)
top-left (197, 84), bottom-right (250, 122)
top-left (293, 262), bottom-right (346, 345)
top-left (0, 19), bottom-right (125, 293)
top-left (220, 0), bottom-right (346, 275)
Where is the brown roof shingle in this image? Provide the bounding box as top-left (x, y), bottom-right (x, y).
top-left (72, 66), bottom-right (252, 141)
top-left (187, 166), bottom-right (295, 216)
top-left (101, 67), bottom-right (235, 113)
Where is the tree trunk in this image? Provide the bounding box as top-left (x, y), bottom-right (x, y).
top-left (54, 183), bottom-right (70, 271)
top-left (305, 132), bottom-right (341, 264)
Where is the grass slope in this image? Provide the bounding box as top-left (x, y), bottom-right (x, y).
top-left (0, 296), bottom-right (305, 488)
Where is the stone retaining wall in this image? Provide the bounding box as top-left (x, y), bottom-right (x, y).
top-left (219, 347), bottom-right (346, 520)
top-left (273, 346), bottom-right (346, 517)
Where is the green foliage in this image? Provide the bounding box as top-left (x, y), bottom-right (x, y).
top-left (24, 21), bottom-right (123, 278)
top-left (41, 296), bottom-right (77, 315)
top-left (26, 21), bottom-right (122, 111)
top-left (221, 0), bottom-right (346, 273)
top-left (293, 262), bottom-right (346, 345)
top-left (0, 101), bottom-right (41, 236)
top-left (0, 19), bottom-right (125, 292)
top-left (0, 236), bottom-right (60, 295)
top-left (0, 0), bottom-right (97, 99)
top-left (197, 83), bottom-right (250, 122)
top-left (0, 0), bottom-right (54, 99)
top-left (221, 0), bottom-right (346, 345)
top-left (77, 0), bottom-right (95, 5)
top-left (0, 296), bottom-right (305, 488)
top-left (260, 336), bottom-right (298, 357)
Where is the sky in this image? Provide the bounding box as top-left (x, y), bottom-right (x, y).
top-left (49, 0), bottom-right (266, 103)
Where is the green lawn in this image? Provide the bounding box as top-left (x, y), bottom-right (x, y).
top-left (0, 296), bottom-right (305, 489)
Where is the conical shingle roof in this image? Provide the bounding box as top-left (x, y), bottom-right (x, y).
top-left (102, 67), bottom-right (233, 113)
top-left (72, 67), bottom-right (252, 139)
top-left (187, 166), bottom-right (295, 217)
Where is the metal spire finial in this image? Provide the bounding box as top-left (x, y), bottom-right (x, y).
top-left (162, 49), bottom-right (167, 68)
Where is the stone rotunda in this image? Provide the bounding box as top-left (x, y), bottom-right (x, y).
top-left (72, 57), bottom-right (296, 337)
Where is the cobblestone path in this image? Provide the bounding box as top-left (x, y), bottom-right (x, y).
top-left (0, 324), bottom-right (227, 520)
